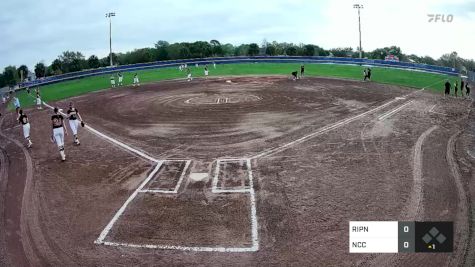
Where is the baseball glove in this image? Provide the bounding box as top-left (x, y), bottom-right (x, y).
top-left (81, 121), bottom-right (85, 127)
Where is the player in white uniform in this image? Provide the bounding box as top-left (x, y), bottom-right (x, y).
top-left (133, 73), bottom-right (140, 87)
top-left (186, 68), bottom-right (192, 81)
top-left (118, 73), bottom-right (123, 86)
top-left (36, 92), bottom-right (42, 109)
top-left (51, 107), bottom-right (68, 161)
top-left (67, 102), bottom-right (83, 145)
top-left (204, 65), bottom-right (209, 78)
top-left (13, 96), bottom-right (20, 109)
top-left (18, 109), bottom-right (33, 148)
top-left (213, 62), bottom-right (216, 69)
top-left (110, 75), bottom-right (116, 87)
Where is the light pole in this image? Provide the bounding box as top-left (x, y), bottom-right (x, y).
top-left (106, 12), bottom-right (116, 67)
top-left (353, 4), bottom-right (363, 58)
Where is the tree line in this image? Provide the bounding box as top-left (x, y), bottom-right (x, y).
top-left (1, 40), bottom-right (474, 88)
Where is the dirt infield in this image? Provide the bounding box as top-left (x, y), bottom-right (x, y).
top-left (0, 76), bottom-right (474, 266)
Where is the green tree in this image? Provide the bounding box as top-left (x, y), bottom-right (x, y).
top-left (286, 46), bottom-right (297, 56)
top-left (155, 40), bottom-right (170, 60)
top-left (265, 45), bottom-right (277, 56)
top-left (104, 53), bottom-right (118, 66)
top-left (189, 41), bottom-right (212, 58)
top-left (0, 73), bottom-right (5, 88)
top-left (222, 43), bottom-right (235, 56)
top-left (179, 45), bottom-right (191, 59)
top-left (303, 45), bottom-right (315, 56)
top-left (51, 59), bottom-right (62, 73)
top-left (57, 51), bottom-right (86, 72)
top-left (315, 46), bottom-right (330, 56)
top-left (34, 62), bottom-right (46, 78)
top-left (18, 65), bottom-right (29, 81)
top-left (3, 66), bottom-right (19, 86)
top-left (234, 44), bottom-right (249, 56)
top-left (45, 65), bottom-right (55, 76)
top-left (438, 52), bottom-right (461, 69)
top-left (420, 56), bottom-right (437, 65)
top-left (87, 55), bottom-right (100, 69)
top-left (248, 43), bottom-right (259, 56)
top-left (210, 40), bottom-right (223, 56)
top-left (330, 47), bottom-right (353, 57)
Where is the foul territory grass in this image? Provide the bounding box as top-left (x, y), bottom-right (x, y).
top-left (13, 63), bottom-right (457, 109)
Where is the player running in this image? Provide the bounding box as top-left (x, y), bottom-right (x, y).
top-left (51, 107), bottom-right (68, 161)
top-left (133, 73), bottom-right (140, 87)
top-left (204, 65), bottom-right (209, 78)
top-left (67, 102), bottom-right (84, 145)
top-left (18, 109), bottom-right (33, 148)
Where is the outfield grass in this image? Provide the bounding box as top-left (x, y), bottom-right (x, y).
top-left (12, 63), bottom-right (457, 109)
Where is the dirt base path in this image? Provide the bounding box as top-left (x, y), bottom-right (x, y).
top-left (0, 76), bottom-right (473, 266)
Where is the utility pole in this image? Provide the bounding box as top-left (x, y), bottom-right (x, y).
top-left (353, 4), bottom-right (363, 58)
top-left (106, 12), bottom-right (116, 67)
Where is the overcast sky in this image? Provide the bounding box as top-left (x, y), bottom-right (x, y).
top-left (0, 0), bottom-right (474, 70)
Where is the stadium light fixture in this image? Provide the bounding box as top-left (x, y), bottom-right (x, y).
top-left (353, 4), bottom-right (363, 58)
top-left (106, 12), bottom-right (116, 67)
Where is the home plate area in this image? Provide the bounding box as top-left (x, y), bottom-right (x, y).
top-left (98, 158), bottom-right (257, 251)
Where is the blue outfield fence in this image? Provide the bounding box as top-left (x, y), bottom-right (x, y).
top-left (24, 56), bottom-right (459, 88)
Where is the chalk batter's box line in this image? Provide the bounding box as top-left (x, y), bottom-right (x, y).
top-left (96, 157), bottom-right (259, 252)
top-left (95, 161), bottom-right (163, 245)
top-left (212, 158), bottom-right (250, 193)
top-left (142, 159), bottom-right (191, 194)
top-left (43, 100), bottom-right (258, 251)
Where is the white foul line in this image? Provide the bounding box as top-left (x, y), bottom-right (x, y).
top-left (251, 98), bottom-right (401, 159)
top-left (95, 162), bottom-right (163, 244)
top-left (247, 158), bottom-right (259, 250)
top-left (100, 241), bottom-right (257, 252)
top-left (377, 100), bottom-right (415, 121)
top-left (42, 101), bottom-right (159, 163)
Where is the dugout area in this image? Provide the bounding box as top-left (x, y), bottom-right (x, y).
top-left (0, 76), bottom-right (473, 266)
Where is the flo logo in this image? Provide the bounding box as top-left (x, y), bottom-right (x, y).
top-left (428, 14), bottom-right (454, 23)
